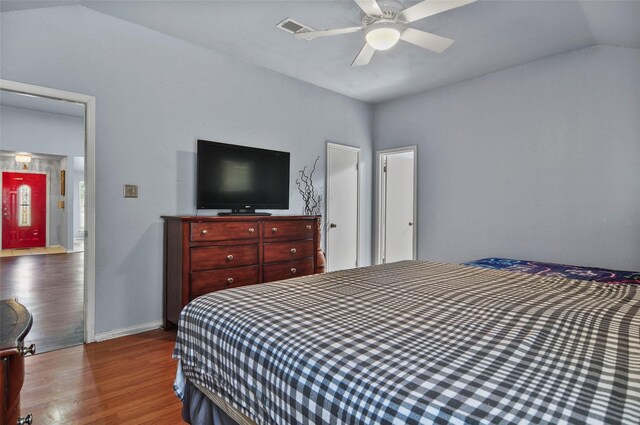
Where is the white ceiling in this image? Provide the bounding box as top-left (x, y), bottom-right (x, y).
top-left (1, 0), bottom-right (639, 104)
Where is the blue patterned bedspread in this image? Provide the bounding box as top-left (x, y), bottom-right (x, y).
top-left (466, 258), bottom-right (640, 284)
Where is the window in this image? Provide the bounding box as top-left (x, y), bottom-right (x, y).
top-left (17, 184), bottom-right (32, 227)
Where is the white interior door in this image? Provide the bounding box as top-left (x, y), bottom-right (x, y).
top-left (378, 147), bottom-right (416, 264)
top-left (326, 143), bottom-right (359, 271)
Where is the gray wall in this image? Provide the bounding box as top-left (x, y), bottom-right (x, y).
top-left (0, 105), bottom-right (85, 157)
top-left (1, 5), bottom-right (373, 333)
top-left (0, 105), bottom-right (84, 250)
top-left (374, 45), bottom-right (640, 271)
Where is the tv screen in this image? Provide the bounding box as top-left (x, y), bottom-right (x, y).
top-left (197, 140), bottom-right (290, 213)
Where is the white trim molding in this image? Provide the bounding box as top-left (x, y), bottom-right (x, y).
top-left (94, 321), bottom-right (164, 342)
top-left (0, 79), bottom-right (97, 343)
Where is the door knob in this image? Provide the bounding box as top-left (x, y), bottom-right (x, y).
top-left (19, 343), bottom-right (36, 356)
top-left (408, 222), bottom-right (413, 226)
top-left (17, 414), bottom-right (33, 425)
top-left (329, 223), bottom-right (337, 228)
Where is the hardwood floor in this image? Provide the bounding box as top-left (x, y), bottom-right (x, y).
top-left (21, 329), bottom-right (184, 424)
top-left (0, 252), bottom-right (84, 353)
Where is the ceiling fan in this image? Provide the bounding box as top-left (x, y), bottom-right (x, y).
top-left (286, 0), bottom-right (476, 66)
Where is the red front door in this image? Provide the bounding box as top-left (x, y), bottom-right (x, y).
top-left (2, 172), bottom-right (47, 249)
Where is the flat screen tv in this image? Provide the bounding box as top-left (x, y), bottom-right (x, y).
top-left (197, 140), bottom-right (290, 215)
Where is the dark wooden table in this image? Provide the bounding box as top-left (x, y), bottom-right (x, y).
top-left (1, 299), bottom-right (34, 425)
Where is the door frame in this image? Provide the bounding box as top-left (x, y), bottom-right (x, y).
top-left (375, 145), bottom-right (417, 265)
top-left (0, 79), bottom-right (96, 343)
top-left (325, 142), bottom-right (360, 271)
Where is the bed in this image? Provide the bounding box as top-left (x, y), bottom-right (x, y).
top-left (173, 260), bottom-right (640, 424)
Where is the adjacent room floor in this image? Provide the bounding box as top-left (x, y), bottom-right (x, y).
top-left (0, 251), bottom-right (84, 353)
top-left (0, 244), bottom-right (67, 257)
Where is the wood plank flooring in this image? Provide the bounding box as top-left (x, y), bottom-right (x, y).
top-left (21, 329), bottom-right (183, 424)
top-left (0, 252), bottom-right (84, 353)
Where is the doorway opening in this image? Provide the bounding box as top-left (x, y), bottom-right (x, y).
top-left (376, 146), bottom-right (417, 264)
top-left (0, 79), bottom-right (96, 351)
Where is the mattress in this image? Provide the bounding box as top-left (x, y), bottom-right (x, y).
top-left (173, 260), bottom-right (640, 424)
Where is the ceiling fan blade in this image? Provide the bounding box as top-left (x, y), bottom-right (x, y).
top-left (399, 0), bottom-right (476, 23)
top-left (351, 43), bottom-right (375, 66)
top-left (354, 0), bottom-right (383, 17)
top-left (294, 26), bottom-right (363, 40)
top-left (400, 28), bottom-right (454, 53)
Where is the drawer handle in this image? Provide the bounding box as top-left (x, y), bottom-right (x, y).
top-left (290, 248), bottom-right (297, 254)
top-left (272, 227), bottom-right (278, 233)
top-left (17, 414), bottom-right (33, 425)
top-left (226, 277), bottom-right (234, 285)
top-left (306, 225), bottom-right (312, 230)
top-left (248, 227), bottom-right (255, 233)
top-left (19, 343), bottom-right (36, 356)
top-left (291, 267), bottom-right (297, 274)
top-left (226, 254), bottom-right (234, 261)
top-left (201, 229), bottom-right (208, 235)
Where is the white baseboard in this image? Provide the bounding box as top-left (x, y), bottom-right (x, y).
top-left (94, 320), bottom-right (164, 342)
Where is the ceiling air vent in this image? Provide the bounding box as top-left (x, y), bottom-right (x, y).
top-left (276, 18), bottom-right (314, 34)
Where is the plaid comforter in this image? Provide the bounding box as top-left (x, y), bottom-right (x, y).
top-left (173, 261), bottom-right (640, 424)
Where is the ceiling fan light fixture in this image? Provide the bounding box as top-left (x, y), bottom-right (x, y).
top-left (365, 25), bottom-right (401, 50)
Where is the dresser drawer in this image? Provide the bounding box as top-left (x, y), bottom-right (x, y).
top-left (191, 244), bottom-right (258, 271)
top-left (263, 239), bottom-right (314, 263)
top-left (191, 266), bottom-right (259, 297)
top-left (263, 220), bottom-right (315, 240)
top-left (263, 258), bottom-right (314, 283)
top-left (190, 221), bottom-right (258, 242)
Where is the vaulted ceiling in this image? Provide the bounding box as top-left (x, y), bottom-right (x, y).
top-left (2, 0), bottom-right (639, 103)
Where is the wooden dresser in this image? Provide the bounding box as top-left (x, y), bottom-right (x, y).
top-left (1, 299), bottom-right (35, 425)
top-left (162, 215), bottom-right (323, 329)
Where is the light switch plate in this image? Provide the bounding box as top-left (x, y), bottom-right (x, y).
top-left (123, 184), bottom-right (138, 198)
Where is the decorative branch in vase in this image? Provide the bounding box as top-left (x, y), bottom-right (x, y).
top-left (295, 156), bottom-right (322, 216)
top-left (296, 155), bottom-right (326, 273)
